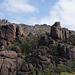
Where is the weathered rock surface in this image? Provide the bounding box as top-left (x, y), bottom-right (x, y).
top-left (0, 58), bottom-right (16, 75)
top-left (0, 20), bottom-right (75, 74)
top-left (50, 22), bottom-right (62, 39)
top-left (0, 59), bottom-right (3, 68)
top-left (21, 63), bottom-right (33, 72)
top-left (0, 23), bottom-right (24, 42)
top-left (57, 43), bottom-right (75, 59)
top-left (0, 50), bottom-right (17, 58)
top-left (0, 24), bottom-right (16, 41)
top-left (16, 25), bottom-right (24, 37)
top-left (50, 22), bottom-right (69, 40)
top-left (21, 55), bottom-right (50, 72)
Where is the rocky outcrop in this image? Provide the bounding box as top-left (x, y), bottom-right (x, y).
top-left (0, 59), bottom-right (3, 68)
top-left (0, 19), bottom-right (10, 24)
top-left (50, 22), bottom-right (69, 40)
top-left (50, 22), bottom-right (62, 39)
top-left (21, 55), bottom-right (50, 72)
top-left (57, 43), bottom-right (75, 59)
top-left (0, 24), bottom-right (16, 41)
top-left (20, 63), bottom-right (33, 72)
top-left (0, 50), bottom-right (17, 58)
top-left (0, 23), bottom-right (24, 41)
top-left (16, 26), bottom-right (24, 38)
top-left (0, 58), bottom-right (16, 75)
top-left (20, 46), bottom-right (51, 72)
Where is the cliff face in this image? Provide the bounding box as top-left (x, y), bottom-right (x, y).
top-left (0, 24), bottom-right (15, 41)
top-left (0, 24), bottom-right (24, 41)
top-left (50, 22), bottom-right (69, 40)
top-left (0, 19), bottom-right (75, 75)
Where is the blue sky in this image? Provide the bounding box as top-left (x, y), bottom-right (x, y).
top-left (0, 0), bottom-right (75, 30)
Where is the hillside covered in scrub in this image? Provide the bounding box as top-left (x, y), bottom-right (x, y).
top-left (0, 19), bottom-right (75, 75)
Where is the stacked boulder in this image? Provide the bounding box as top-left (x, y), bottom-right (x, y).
top-left (50, 22), bottom-right (69, 40)
top-left (57, 43), bottom-right (75, 59)
top-left (16, 26), bottom-right (24, 38)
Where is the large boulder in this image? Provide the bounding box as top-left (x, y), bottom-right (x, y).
top-left (0, 58), bottom-right (16, 75)
top-left (50, 22), bottom-right (62, 39)
top-left (57, 44), bottom-right (67, 58)
top-left (50, 22), bottom-right (69, 40)
top-left (0, 50), bottom-right (17, 58)
top-left (0, 24), bottom-right (25, 42)
top-left (0, 24), bottom-right (16, 41)
top-left (16, 26), bottom-right (23, 37)
top-left (0, 59), bottom-right (3, 68)
top-left (57, 43), bottom-right (75, 59)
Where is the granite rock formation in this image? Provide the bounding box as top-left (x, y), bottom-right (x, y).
top-left (0, 50), bottom-right (17, 58)
top-left (0, 24), bottom-right (24, 41)
top-left (0, 58), bottom-right (16, 75)
top-left (57, 43), bottom-right (75, 59)
top-left (50, 22), bottom-right (69, 40)
top-left (0, 24), bottom-right (16, 41)
top-left (0, 19), bottom-right (75, 75)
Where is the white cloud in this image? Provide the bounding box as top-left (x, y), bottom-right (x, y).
top-left (40, 0), bottom-right (75, 30)
top-left (0, 0), bottom-right (38, 13)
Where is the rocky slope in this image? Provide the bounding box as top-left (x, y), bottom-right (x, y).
top-left (0, 19), bottom-right (75, 75)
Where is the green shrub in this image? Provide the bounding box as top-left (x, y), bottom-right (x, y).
top-left (61, 72), bottom-right (75, 75)
top-left (12, 36), bottom-right (39, 55)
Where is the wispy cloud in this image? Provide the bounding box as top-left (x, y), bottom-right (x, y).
top-left (0, 0), bottom-right (75, 30)
top-left (40, 0), bottom-right (75, 30)
top-left (0, 0), bottom-right (38, 13)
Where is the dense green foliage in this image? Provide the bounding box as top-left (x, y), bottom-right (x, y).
top-left (17, 60), bottom-right (75, 75)
top-left (11, 36), bottom-right (39, 55)
top-left (30, 62), bottom-right (75, 75)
